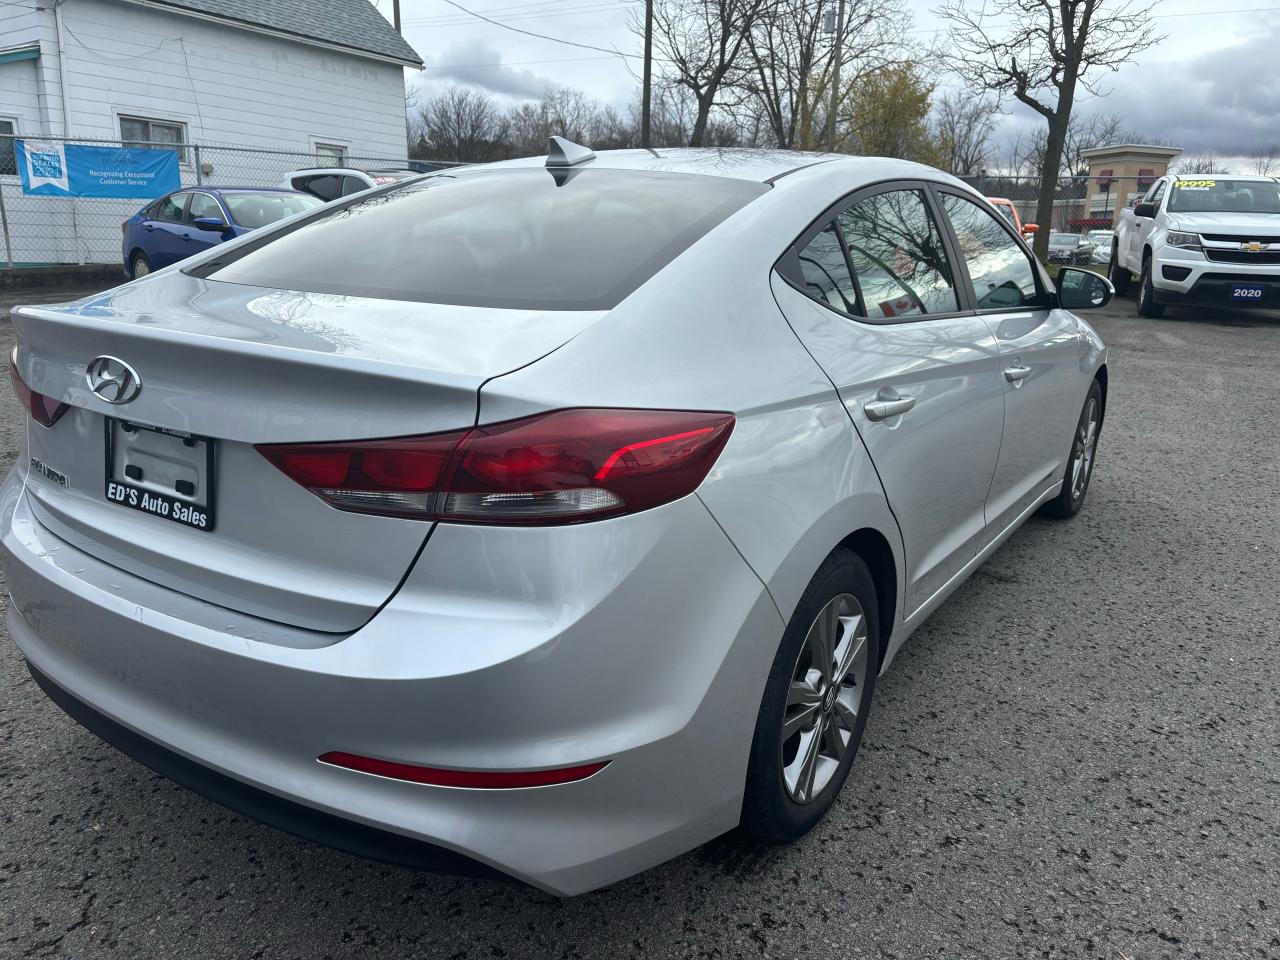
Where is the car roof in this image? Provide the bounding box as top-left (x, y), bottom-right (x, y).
top-left (474, 148), bottom-right (835, 184)
top-left (198, 186), bottom-right (309, 194)
top-left (285, 167), bottom-right (417, 178)
top-left (464, 147), bottom-right (971, 187)
top-left (1170, 173), bottom-right (1275, 182)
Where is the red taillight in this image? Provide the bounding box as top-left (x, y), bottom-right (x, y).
top-left (9, 348), bottom-right (69, 428)
top-left (318, 751), bottom-right (608, 788)
top-left (257, 432), bottom-right (465, 517)
top-left (256, 408), bottom-right (734, 524)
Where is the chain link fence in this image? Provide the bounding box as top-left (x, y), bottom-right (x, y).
top-left (0, 134), bottom-right (462, 270)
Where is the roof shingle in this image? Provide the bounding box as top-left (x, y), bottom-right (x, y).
top-left (139, 0), bottom-right (423, 66)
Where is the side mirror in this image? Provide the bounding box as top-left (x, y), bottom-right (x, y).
top-left (1057, 268), bottom-right (1113, 311)
top-left (1133, 201), bottom-right (1156, 218)
top-left (192, 216), bottom-right (231, 233)
top-left (1023, 223), bottom-right (1039, 234)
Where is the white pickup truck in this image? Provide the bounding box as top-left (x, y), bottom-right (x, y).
top-left (1110, 174), bottom-right (1280, 316)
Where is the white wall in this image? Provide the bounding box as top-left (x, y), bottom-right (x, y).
top-left (60, 0), bottom-right (410, 156)
top-left (0, 0), bottom-right (58, 137)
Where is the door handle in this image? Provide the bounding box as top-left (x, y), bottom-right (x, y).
top-left (142, 224), bottom-right (155, 231)
top-left (863, 395), bottom-right (916, 421)
top-left (1004, 364), bottom-right (1032, 383)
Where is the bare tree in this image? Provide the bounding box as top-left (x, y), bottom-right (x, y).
top-left (632, 0), bottom-right (772, 145)
top-left (744, 0), bottom-right (903, 149)
top-left (933, 90), bottom-right (999, 175)
top-left (936, 0), bottom-right (1163, 258)
top-left (1248, 146), bottom-right (1278, 176)
top-left (410, 86), bottom-right (507, 163)
top-left (1172, 154), bottom-right (1232, 175)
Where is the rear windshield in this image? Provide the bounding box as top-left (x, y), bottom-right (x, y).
top-left (1167, 179), bottom-right (1280, 214)
top-left (195, 168), bottom-right (767, 310)
top-left (224, 192), bottom-right (324, 229)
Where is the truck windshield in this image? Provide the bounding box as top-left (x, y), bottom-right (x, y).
top-left (1167, 179), bottom-right (1280, 214)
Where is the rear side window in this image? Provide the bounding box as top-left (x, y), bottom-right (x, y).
top-left (796, 223), bottom-right (857, 312)
top-left (838, 189), bottom-right (959, 320)
top-left (197, 169), bottom-right (767, 310)
top-left (299, 175), bottom-right (343, 201)
top-left (340, 176), bottom-right (369, 196)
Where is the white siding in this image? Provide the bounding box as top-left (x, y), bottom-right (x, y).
top-left (59, 0), bottom-right (409, 155)
top-left (0, 0), bottom-right (59, 136)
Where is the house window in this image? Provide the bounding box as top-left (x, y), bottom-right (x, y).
top-left (315, 142), bottom-right (348, 166)
top-left (120, 116), bottom-right (187, 163)
top-left (0, 119), bottom-right (16, 176)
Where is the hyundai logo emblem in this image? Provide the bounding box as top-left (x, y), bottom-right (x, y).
top-left (85, 356), bottom-right (142, 404)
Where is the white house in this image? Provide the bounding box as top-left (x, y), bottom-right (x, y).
top-left (0, 0), bottom-right (422, 265)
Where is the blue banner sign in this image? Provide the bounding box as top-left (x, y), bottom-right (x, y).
top-left (15, 140), bottom-right (181, 198)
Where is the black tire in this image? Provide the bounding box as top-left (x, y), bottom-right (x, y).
top-left (130, 252), bottom-right (152, 279)
top-left (1039, 379), bottom-right (1103, 520)
top-left (741, 548), bottom-right (879, 843)
top-left (1108, 243), bottom-right (1131, 296)
top-left (1136, 254), bottom-right (1166, 317)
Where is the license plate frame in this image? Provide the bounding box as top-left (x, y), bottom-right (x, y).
top-left (103, 418), bottom-right (216, 531)
top-left (1229, 284), bottom-right (1266, 302)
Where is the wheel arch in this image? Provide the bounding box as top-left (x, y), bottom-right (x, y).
top-left (1094, 363), bottom-right (1109, 427)
top-left (835, 527), bottom-right (897, 667)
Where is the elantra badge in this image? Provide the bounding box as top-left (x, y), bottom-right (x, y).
top-left (85, 356), bottom-right (142, 404)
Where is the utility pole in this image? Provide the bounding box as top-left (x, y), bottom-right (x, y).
top-left (824, 0), bottom-right (845, 151)
top-left (641, 0), bottom-right (653, 148)
top-left (393, 0), bottom-right (402, 32)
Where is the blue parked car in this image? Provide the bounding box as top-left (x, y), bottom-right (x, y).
top-left (121, 187), bottom-right (323, 278)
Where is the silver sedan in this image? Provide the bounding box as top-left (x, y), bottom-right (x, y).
top-left (2, 142), bottom-right (1109, 895)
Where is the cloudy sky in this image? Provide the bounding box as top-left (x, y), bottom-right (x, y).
top-left (377, 0), bottom-right (1280, 161)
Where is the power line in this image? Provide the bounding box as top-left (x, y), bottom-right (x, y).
top-left (405, 0), bottom-right (634, 25)
top-left (435, 0), bottom-right (642, 58)
top-left (1150, 3), bottom-right (1280, 15)
top-left (421, 53), bottom-right (619, 69)
top-left (412, 3), bottom-right (637, 29)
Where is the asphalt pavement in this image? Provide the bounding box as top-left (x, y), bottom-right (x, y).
top-left (1, 287), bottom-right (1278, 960)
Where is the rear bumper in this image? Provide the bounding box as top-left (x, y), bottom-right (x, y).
top-left (1, 468), bottom-right (783, 895)
top-left (26, 661), bottom-right (504, 882)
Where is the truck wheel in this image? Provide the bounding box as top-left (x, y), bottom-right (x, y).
top-left (1108, 243), bottom-right (1131, 296)
top-left (1137, 255), bottom-right (1166, 318)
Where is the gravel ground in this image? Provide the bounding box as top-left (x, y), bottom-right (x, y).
top-left (1, 288), bottom-right (1278, 960)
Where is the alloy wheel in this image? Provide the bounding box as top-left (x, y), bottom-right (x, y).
top-left (133, 258), bottom-right (150, 278)
top-left (1071, 396), bottom-right (1099, 501)
top-left (781, 593), bottom-right (869, 804)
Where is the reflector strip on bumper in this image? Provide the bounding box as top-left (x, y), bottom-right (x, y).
top-left (318, 751), bottom-right (609, 789)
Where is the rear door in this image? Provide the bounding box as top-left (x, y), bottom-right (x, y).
top-left (934, 187), bottom-right (1083, 538)
top-left (772, 182), bottom-right (1006, 616)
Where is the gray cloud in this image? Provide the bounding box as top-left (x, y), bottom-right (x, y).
top-left (424, 39), bottom-right (557, 100)
top-left (1085, 23), bottom-right (1280, 155)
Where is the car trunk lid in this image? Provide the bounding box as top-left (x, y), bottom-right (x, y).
top-left (12, 273), bottom-right (602, 634)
